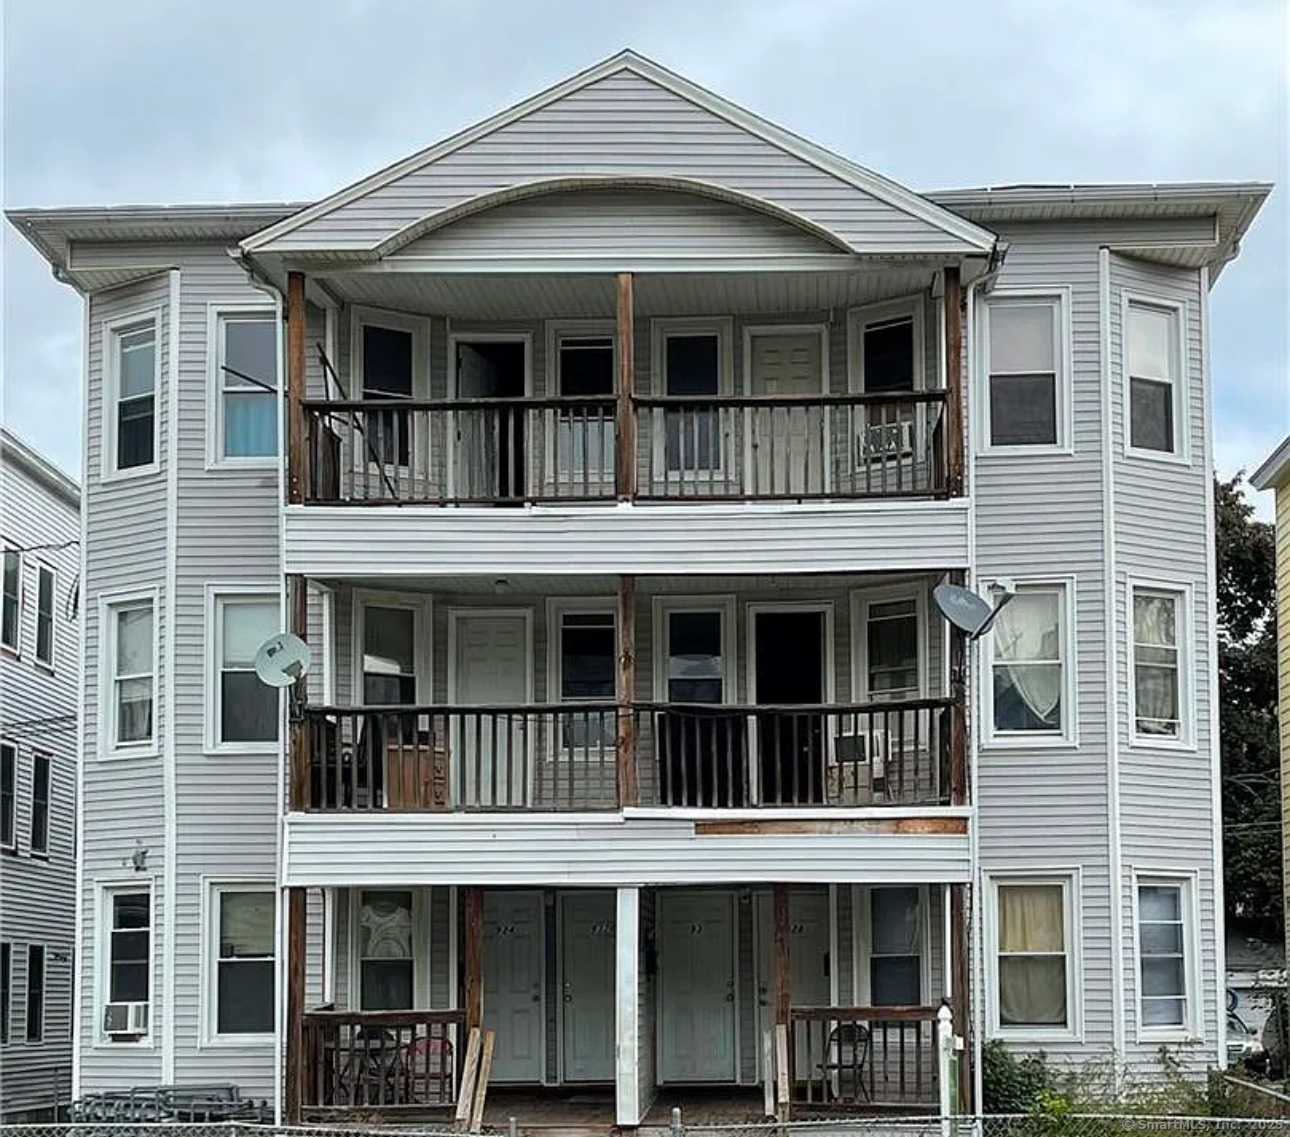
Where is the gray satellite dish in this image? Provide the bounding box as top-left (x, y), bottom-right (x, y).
top-left (254, 632), bottom-right (311, 688)
top-left (934, 581), bottom-right (1015, 641)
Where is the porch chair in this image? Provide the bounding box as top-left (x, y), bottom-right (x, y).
top-left (818, 1023), bottom-right (872, 1104)
top-left (403, 1033), bottom-right (456, 1106)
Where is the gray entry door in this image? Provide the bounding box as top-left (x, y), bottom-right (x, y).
top-left (754, 889), bottom-right (831, 1081)
top-left (658, 891), bottom-right (737, 1083)
top-left (561, 890), bottom-right (617, 1082)
top-left (482, 890), bottom-right (544, 1082)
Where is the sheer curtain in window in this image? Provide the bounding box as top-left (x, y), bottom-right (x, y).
top-left (992, 592), bottom-right (1061, 730)
top-left (1134, 594), bottom-right (1179, 735)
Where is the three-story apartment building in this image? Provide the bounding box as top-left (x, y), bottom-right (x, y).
top-left (1, 428), bottom-right (80, 1121)
top-left (8, 51), bottom-right (1270, 1130)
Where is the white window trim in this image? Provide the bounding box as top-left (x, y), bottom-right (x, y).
top-left (349, 306), bottom-right (432, 400)
top-left (0, 740), bottom-right (14, 853)
top-left (546, 597), bottom-right (618, 760)
top-left (846, 295), bottom-right (927, 394)
top-left (1122, 292), bottom-right (1190, 465)
top-left (352, 590), bottom-right (433, 706)
top-left (977, 289), bottom-right (1072, 456)
top-left (201, 879), bottom-right (276, 1047)
top-left (852, 884), bottom-right (932, 1006)
top-left (650, 594), bottom-right (738, 703)
top-left (984, 869), bottom-right (1084, 1042)
top-left (545, 319), bottom-right (617, 396)
top-left (1131, 868), bottom-right (1202, 1043)
top-left (101, 308), bottom-right (163, 483)
top-left (2, 544), bottom-right (23, 656)
top-left (649, 317), bottom-right (735, 396)
top-left (205, 302), bottom-right (281, 470)
top-left (204, 585), bottom-right (283, 756)
top-left (94, 880), bottom-right (155, 1048)
top-left (348, 887), bottom-right (431, 1009)
top-left (29, 750), bottom-right (50, 857)
top-left (1127, 578), bottom-right (1195, 751)
top-left (98, 589), bottom-right (161, 760)
top-left (33, 561), bottom-right (56, 671)
top-left (980, 576), bottom-right (1079, 749)
top-left (851, 583), bottom-right (930, 703)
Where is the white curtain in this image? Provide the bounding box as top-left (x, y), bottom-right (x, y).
top-left (992, 593), bottom-right (1061, 727)
top-left (361, 892), bottom-right (414, 959)
top-left (1134, 595), bottom-right (1178, 733)
top-left (998, 885), bottom-right (1067, 1027)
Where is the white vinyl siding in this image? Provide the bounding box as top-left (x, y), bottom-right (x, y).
top-left (1130, 585), bottom-right (1191, 746)
top-left (982, 295), bottom-right (1067, 451)
top-left (1125, 298), bottom-right (1185, 460)
top-left (103, 314), bottom-right (161, 478)
top-left (984, 582), bottom-right (1075, 745)
top-left (206, 884), bottom-right (275, 1041)
top-left (212, 310), bottom-right (279, 463)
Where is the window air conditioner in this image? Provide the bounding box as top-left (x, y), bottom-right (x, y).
top-left (103, 1001), bottom-right (149, 1038)
top-left (856, 420), bottom-right (915, 466)
top-left (831, 726), bottom-right (887, 783)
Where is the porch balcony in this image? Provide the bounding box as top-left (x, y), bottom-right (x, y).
top-left (297, 696), bottom-right (958, 813)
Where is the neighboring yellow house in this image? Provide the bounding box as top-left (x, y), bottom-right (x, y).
top-left (1253, 435), bottom-right (1290, 966)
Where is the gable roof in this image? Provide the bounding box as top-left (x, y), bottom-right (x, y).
top-left (1251, 435), bottom-right (1290, 490)
top-left (241, 50), bottom-right (997, 257)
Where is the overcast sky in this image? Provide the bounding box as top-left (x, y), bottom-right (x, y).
top-left (3, 0), bottom-right (1287, 507)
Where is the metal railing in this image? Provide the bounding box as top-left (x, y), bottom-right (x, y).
top-left (301, 1008), bottom-right (465, 1112)
top-left (302, 390), bottom-right (947, 505)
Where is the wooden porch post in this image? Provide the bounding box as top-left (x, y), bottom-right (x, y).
top-left (288, 575), bottom-right (309, 811)
top-left (286, 271), bottom-right (308, 504)
top-left (949, 882), bottom-right (972, 1113)
top-left (615, 272), bottom-right (637, 502)
top-left (617, 574), bottom-right (638, 807)
top-left (772, 882), bottom-right (791, 1118)
top-left (943, 265), bottom-right (964, 498)
top-left (464, 886), bottom-right (484, 1033)
top-left (284, 886), bottom-right (307, 1122)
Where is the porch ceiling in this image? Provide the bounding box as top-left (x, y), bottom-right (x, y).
top-left (319, 266), bottom-right (941, 320)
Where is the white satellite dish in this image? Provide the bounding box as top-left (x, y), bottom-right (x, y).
top-left (933, 581), bottom-right (1016, 641)
top-left (254, 632), bottom-right (311, 688)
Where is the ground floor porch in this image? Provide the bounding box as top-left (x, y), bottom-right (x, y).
top-left (289, 882), bottom-right (967, 1127)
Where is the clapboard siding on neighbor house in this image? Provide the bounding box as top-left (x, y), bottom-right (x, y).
top-left (263, 68), bottom-right (982, 255)
top-left (1, 431), bottom-right (79, 1121)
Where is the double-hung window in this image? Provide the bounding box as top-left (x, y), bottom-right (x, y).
top-left (104, 889), bottom-right (151, 1038)
top-left (555, 608), bottom-right (616, 752)
top-left (863, 595), bottom-right (921, 701)
top-left (215, 312), bottom-right (278, 460)
top-left (210, 886), bottom-right (275, 1037)
top-left (984, 297), bottom-right (1063, 449)
top-left (988, 584), bottom-right (1070, 741)
top-left (1136, 877), bottom-right (1195, 1034)
top-left (212, 594), bottom-right (279, 748)
top-left (553, 327), bottom-right (615, 484)
top-left (35, 565), bottom-right (55, 668)
top-left (1132, 587), bottom-right (1187, 743)
top-left (362, 606), bottom-right (417, 706)
top-left (0, 943), bottom-right (9, 1044)
top-left (1126, 300), bottom-right (1184, 458)
top-left (358, 889), bottom-right (415, 1010)
top-left (25, 945), bottom-right (44, 1042)
top-left (30, 753), bottom-right (50, 855)
top-left (869, 887), bottom-right (922, 1006)
top-left (656, 321), bottom-right (728, 476)
top-left (2, 548), bottom-right (19, 652)
top-left (0, 744), bottom-right (13, 850)
top-left (991, 877), bottom-right (1076, 1035)
top-left (108, 599), bottom-right (156, 751)
top-left (109, 318), bottom-right (159, 473)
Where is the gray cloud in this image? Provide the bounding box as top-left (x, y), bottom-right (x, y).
top-left (4, 0), bottom-right (1286, 509)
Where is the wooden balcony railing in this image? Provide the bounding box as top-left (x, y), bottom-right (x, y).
top-left (298, 698), bottom-right (957, 813)
top-left (302, 1008), bottom-right (466, 1112)
top-left (789, 1005), bottom-right (939, 1110)
top-left (302, 391), bottom-right (947, 505)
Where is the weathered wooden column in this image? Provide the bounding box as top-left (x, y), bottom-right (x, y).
top-left (284, 887), bottom-right (307, 1122)
top-left (614, 272), bottom-right (636, 502)
top-left (617, 574), bottom-right (638, 807)
top-left (286, 270), bottom-right (308, 504)
top-left (943, 266), bottom-right (964, 497)
top-left (772, 884), bottom-right (791, 1121)
top-left (949, 883), bottom-right (972, 1112)
top-left (464, 887), bottom-right (484, 1032)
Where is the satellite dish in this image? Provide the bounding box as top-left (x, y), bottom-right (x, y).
top-left (933, 582), bottom-right (1019, 641)
top-left (254, 632), bottom-right (311, 688)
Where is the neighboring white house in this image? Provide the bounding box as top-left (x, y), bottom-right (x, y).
top-left (0, 427), bottom-right (80, 1121)
top-left (7, 50), bottom-right (1271, 1130)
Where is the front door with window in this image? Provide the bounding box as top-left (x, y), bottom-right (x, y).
top-left (482, 891), bottom-right (544, 1082)
top-left (452, 612), bottom-right (531, 807)
top-left (747, 331), bottom-right (825, 496)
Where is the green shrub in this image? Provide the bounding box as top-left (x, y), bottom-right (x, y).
top-left (983, 1039), bottom-right (1062, 1114)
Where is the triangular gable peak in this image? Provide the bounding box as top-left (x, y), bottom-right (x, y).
top-left (246, 52), bottom-right (995, 259)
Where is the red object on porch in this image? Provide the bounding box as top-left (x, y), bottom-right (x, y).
top-left (403, 1034), bottom-right (455, 1106)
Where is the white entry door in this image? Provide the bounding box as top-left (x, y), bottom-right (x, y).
top-left (748, 331), bottom-right (826, 495)
top-left (452, 612), bottom-right (531, 807)
top-left (754, 889), bottom-right (832, 1081)
top-left (560, 890), bottom-right (617, 1082)
top-left (658, 891), bottom-right (737, 1083)
top-left (483, 891), bottom-right (545, 1083)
